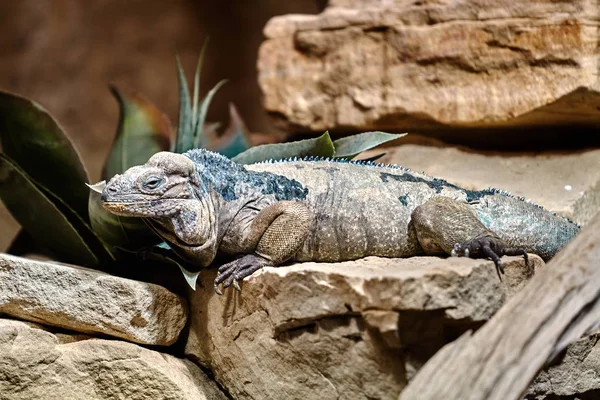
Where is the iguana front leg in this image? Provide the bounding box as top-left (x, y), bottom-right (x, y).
top-left (214, 201), bottom-right (315, 294)
top-left (411, 196), bottom-right (528, 278)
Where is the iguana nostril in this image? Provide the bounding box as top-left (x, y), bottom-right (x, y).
top-left (102, 185), bottom-right (118, 201)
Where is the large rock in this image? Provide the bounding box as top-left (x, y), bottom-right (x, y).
top-left (0, 318), bottom-right (226, 400)
top-left (0, 253), bottom-right (187, 346)
top-left (527, 333), bottom-right (600, 399)
top-left (258, 0), bottom-right (600, 133)
top-left (362, 144), bottom-right (600, 225)
top-left (186, 255), bottom-right (541, 400)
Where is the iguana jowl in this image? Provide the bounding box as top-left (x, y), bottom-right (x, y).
top-left (101, 150), bottom-right (580, 294)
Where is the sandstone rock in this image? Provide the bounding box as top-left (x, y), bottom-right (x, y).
top-left (527, 333), bottom-right (600, 399)
top-left (186, 255), bottom-right (541, 400)
top-left (0, 318), bottom-right (226, 400)
top-left (0, 253), bottom-right (187, 346)
top-left (258, 0), bottom-right (600, 133)
top-left (362, 144), bottom-right (600, 225)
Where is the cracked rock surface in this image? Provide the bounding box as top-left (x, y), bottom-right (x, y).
top-left (186, 255), bottom-right (541, 400)
top-left (258, 0), bottom-right (600, 133)
top-left (0, 318), bottom-right (226, 400)
top-left (527, 333), bottom-right (600, 399)
top-left (0, 253), bottom-right (188, 346)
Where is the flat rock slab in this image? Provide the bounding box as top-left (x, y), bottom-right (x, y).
top-left (186, 255), bottom-right (541, 400)
top-left (258, 0), bottom-right (600, 132)
top-left (0, 253), bottom-right (187, 346)
top-left (362, 144), bottom-right (600, 225)
top-left (0, 318), bottom-right (226, 400)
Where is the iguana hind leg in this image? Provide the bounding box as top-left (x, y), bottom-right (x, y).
top-left (411, 196), bottom-right (528, 278)
top-left (214, 201), bottom-right (315, 294)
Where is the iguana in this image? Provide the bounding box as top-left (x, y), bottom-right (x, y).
top-left (100, 150), bottom-right (580, 294)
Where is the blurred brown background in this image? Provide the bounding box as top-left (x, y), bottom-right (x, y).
top-left (0, 0), bottom-right (325, 181)
top-left (0, 0), bottom-right (324, 249)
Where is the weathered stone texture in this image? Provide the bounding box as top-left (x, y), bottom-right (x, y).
top-left (0, 318), bottom-right (226, 400)
top-left (527, 333), bottom-right (600, 399)
top-left (0, 253), bottom-right (187, 346)
top-left (186, 255), bottom-right (540, 400)
top-left (362, 144), bottom-right (600, 225)
top-left (258, 0), bottom-right (600, 132)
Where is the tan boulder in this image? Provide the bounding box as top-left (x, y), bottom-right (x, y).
top-left (258, 0), bottom-right (600, 133)
top-left (186, 255), bottom-right (540, 400)
top-left (0, 253), bottom-right (187, 346)
top-left (0, 318), bottom-right (226, 400)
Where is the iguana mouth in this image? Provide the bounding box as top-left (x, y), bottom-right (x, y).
top-left (103, 201), bottom-right (156, 213)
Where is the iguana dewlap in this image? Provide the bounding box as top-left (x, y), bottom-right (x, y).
top-left (100, 150), bottom-right (580, 294)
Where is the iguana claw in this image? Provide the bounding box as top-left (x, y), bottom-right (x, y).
top-left (214, 254), bottom-right (271, 295)
top-left (214, 281), bottom-right (223, 296)
top-left (452, 235), bottom-right (528, 280)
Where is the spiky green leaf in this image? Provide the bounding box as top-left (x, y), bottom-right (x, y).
top-left (174, 55), bottom-right (194, 153)
top-left (0, 90), bottom-right (90, 220)
top-left (0, 154), bottom-right (102, 266)
top-left (205, 103), bottom-right (251, 158)
top-left (232, 131), bottom-right (335, 164)
top-left (193, 79), bottom-right (227, 149)
top-left (333, 131), bottom-right (407, 159)
top-left (103, 86), bottom-right (172, 180)
top-left (192, 40), bottom-right (209, 127)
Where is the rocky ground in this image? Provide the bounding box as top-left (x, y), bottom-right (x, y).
top-left (2, 133), bottom-right (599, 398)
top-left (0, 139), bottom-right (598, 399)
top-left (1, 221), bottom-right (598, 399)
top-left (2, 0), bottom-right (600, 399)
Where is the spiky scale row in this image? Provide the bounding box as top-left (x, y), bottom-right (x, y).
top-left (263, 155), bottom-right (580, 227)
top-left (189, 149), bottom-right (579, 228)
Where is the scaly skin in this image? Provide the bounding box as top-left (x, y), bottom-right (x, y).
top-left (101, 149), bottom-right (580, 293)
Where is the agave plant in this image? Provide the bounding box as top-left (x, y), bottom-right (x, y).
top-left (0, 92), bottom-right (114, 267)
top-left (0, 44), bottom-right (405, 273)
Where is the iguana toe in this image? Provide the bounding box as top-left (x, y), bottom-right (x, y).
top-left (214, 254), bottom-right (273, 295)
top-left (233, 280), bottom-right (242, 292)
top-left (452, 235), bottom-right (528, 280)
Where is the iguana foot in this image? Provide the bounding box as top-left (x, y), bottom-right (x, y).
top-left (451, 235), bottom-right (528, 279)
top-left (214, 254), bottom-right (274, 295)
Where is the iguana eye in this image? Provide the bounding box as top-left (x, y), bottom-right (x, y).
top-left (143, 176), bottom-right (164, 190)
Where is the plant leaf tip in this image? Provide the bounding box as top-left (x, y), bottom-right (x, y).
top-left (86, 181), bottom-right (107, 193)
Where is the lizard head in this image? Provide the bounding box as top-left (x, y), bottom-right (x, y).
top-left (101, 152), bottom-right (197, 217)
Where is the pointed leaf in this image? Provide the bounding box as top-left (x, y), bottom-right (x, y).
top-left (192, 40), bottom-right (209, 126)
top-left (0, 154), bottom-right (99, 266)
top-left (0, 90), bottom-right (90, 220)
top-left (193, 79), bottom-right (227, 149)
top-left (86, 181), bottom-right (106, 194)
top-left (333, 131), bottom-right (407, 159)
top-left (174, 55), bottom-right (194, 153)
top-left (103, 86), bottom-right (173, 180)
top-left (88, 188), bottom-right (160, 250)
top-left (205, 103), bottom-right (251, 158)
top-left (141, 242), bottom-right (198, 290)
top-left (232, 131), bottom-right (335, 164)
top-left (178, 264), bottom-right (200, 290)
